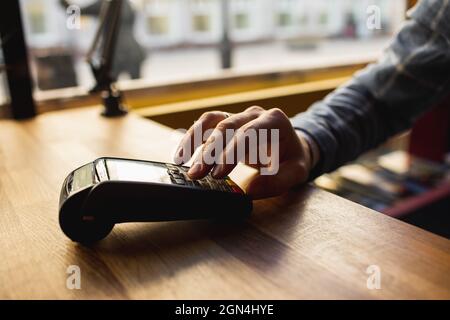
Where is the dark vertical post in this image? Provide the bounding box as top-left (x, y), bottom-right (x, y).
top-left (99, 0), bottom-right (127, 117)
top-left (220, 0), bottom-right (232, 69)
top-left (0, 1), bottom-right (36, 119)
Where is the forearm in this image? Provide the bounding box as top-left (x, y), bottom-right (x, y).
top-left (291, 82), bottom-right (382, 179)
top-left (291, 0), bottom-right (450, 179)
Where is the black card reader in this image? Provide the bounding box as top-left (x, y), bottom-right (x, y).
top-left (59, 157), bottom-right (252, 243)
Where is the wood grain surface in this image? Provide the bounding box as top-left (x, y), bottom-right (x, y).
top-left (0, 107), bottom-right (449, 299)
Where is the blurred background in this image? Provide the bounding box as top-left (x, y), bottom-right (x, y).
top-left (12, 0), bottom-right (405, 93)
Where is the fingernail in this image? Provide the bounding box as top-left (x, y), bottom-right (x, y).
top-left (174, 147), bottom-right (183, 164)
top-left (188, 163), bottom-right (202, 177)
top-left (211, 165), bottom-right (222, 178)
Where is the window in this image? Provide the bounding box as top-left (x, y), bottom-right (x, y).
top-left (23, 0), bottom-right (47, 34)
top-left (234, 13), bottom-right (249, 30)
top-left (192, 14), bottom-right (210, 32)
top-left (147, 16), bottom-right (169, 35)
top-left (277, 12), bottom-right (293, 27)
top-left (318, 11), bottom-right (328, 26)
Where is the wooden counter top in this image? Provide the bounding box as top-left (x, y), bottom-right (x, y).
top-left (0, 107), bottom-right (448, 299)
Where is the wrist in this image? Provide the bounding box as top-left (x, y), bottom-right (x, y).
top-left (295, 129), bottom-right (320, 171)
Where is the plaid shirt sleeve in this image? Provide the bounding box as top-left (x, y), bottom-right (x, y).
top-left (290, 0), bottom-right (450, 180)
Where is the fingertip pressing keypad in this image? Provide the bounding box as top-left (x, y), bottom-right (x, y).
top-left (166, 164), bottom-right (234, 192)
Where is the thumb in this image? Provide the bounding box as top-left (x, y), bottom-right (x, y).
top-left (246, 159), bottom-right (308, 199)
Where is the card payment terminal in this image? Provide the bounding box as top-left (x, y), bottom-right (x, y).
top-left (59, 157), bottom-right (252, 243)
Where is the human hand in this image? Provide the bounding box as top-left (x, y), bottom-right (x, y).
top-left (173, 106), bottom-right (318, 199)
